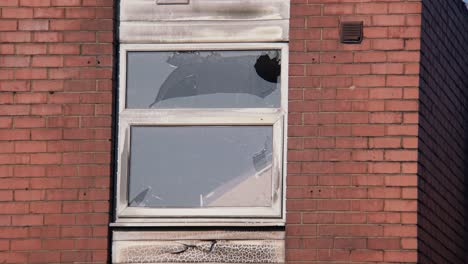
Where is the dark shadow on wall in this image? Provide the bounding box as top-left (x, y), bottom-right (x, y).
top-left (417, 0), bottom-right (468, 263)
top-left (464, 90), bottom-right (468, 264)
top-left (108, 0), bottom-right (121, 263)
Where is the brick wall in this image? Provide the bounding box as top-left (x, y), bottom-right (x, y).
top-left (417, 0), bottom-right (468, 263)
top-left (286, 0), bottom-right (421, 262)
top-left (0, 0), bottom-right (113, 263)
top-left (5, 0), bottom-right (467, 263)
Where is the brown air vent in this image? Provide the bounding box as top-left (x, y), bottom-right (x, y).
top-left (340, 21), bottom-right (363, 44)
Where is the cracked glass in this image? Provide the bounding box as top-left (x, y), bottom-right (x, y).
top-left (126, 50), bottom-right (281, 109)
top-left (128, 126), bottom-right (274, 208)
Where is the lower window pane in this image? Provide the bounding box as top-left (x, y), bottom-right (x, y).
top-left (128, 126), bottom-right (274, 208)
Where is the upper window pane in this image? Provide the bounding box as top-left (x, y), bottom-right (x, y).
top-left (126, 50), bottom-right (281, 109)
top-left (128, 126), bottom-right (274, 208)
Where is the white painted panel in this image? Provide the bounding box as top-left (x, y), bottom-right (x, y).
top-left (121, 0), bottom-right (289, 21)
top-left (113, 230), bottom-right (285, 241)
top-left (120, 20), bottom-right (289, 43)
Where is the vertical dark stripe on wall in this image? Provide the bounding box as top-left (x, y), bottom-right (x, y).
top-left (417, 1), bottom-right (468, 263)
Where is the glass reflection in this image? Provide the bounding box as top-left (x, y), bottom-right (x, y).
top-left (128, 126), bottom-right (273, 208)
top-left (126, 50), bottom-right (281, 108)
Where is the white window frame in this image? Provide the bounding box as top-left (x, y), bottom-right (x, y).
top-left (114, 43), bottom-right (288, 226)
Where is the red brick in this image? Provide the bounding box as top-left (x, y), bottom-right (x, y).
top-left (2, 8), bottom-right (33, 18)
top-left (46, 189), bottom-right (78, 200)
top-left (51, 0), bottom-right (80, 6)
top-left (20, 0), bottom-right (51, 7)
top-left (0, 32), bottom-right (31, 42)
top-left (350, 250), bottom-right (383, 262)
top-left (385, 150), bottom-right (417, 161)
top-left (371, 63), bottom-right (404, 74)
top-left (30, 201), bottom-right (61, 213)
top-left (33, 7), bottom-right (65, 18)
top-left (0, 20), bottom-right (18, 31)
top-left (335, 213), bottom-right (367, 224)
top-left (401, 238), bottom-right (417, 249)
top-left (0, 203), bottom-right (29, 214)
top-left (0, 130), bottom-right (30, 141)
top-left (385, 100), bottom-right (418, 111)
top-left (61, 251), bottom-right (93, 263)
top-left (384, 251), bottom-right (417, 262)
top-left (42, 239), bottom-right (75, 250)
top-left (291, 5), bottom-right (321, 16)
top-left (0, 0), bottom-right (19, 7)
top-left (352, 125), bottom-right (385, 136)
top-left (31, 104), bottom-right (62, 115)
top-left (0, 1), bottom-right (429, 262)
top-left (15, 92), bottom-right (47, 104)
top-left (356, 3), bottom-right (388, 14)
top-left (12, 215), bottom-right (44, 226)
top-left (11, 239), bottom-right (42, 250)
top-left (368, 238), bottom-right (400, 249)
top-left (0, 56), bottom-right (30, 67)
top-left (31, 56), bottom-right (63, 67)
top-left (47, 116), bottom-right (79, 128)
top-left (75, 213), bottom-right (108, 225)
top-left (14, 166), bottom-right (46, 177)
top-left (324, 4), bottom-right (354, 15)
top-left (14, 141), bottom-right (47, 153)
top-left (31, 80), bottom-right (64, 91)
top-left (307, 17), bottom-right (339, 28)
top-left (369, 112), bottom-right (402, 124)
top-left (385, 176), bottom-right (417, 187)
top-left (28, 252), bottom-right (60, 263)
top-left (372, 15), bottom-right (406, 26)
top-left (18, 20), bottom-right (49, 31)
top-left (31, 129), bottom-right (62, 140)
top-left (48, 93), bottom-right (80, 104)
top-left (64, 31), bottom-right (96, 42)
top-left (0, 190), bottom-right (13, 201)
top-left (384, 200), bottom-right (417, 212)
top-left (0, 81), bottom-right (30, 92)
top-left (389, 3), bottom-right (421, 14)
top-left (319, 225), bottom-right (383, 237)
top-left (368, 162), bottom-right (400, 173)
top-left (33, 32), bottom-right (63, 42)
top-left (0, 91), bottom-right (21, 104)
top-left (30, 153), bottom-right (62, 164)
top-left (387, 76), bottom-right (419, 87)
top-left (48, 43), bottom-right (80, 54)
top-left (371, 39), bottom-right (404, 50)
top-left (286, 225), bottom-right (317, 236)
top-left (15, 69), bottom-right (47, 80)
top-left (49, 19), bottom-right (80, 30)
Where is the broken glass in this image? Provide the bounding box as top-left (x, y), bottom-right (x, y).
top-left (128, 126), bottom-right (274, 208)
top-left (126, 50), bottom-right (281, 108)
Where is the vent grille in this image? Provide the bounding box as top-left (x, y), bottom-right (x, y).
top-left (340, 22), bottom-right (363, 44)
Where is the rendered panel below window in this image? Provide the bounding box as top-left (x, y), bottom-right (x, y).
top-left (126, 50), bottom-right (281, 109)
top-left (128, 126), bottom-right (274, 208)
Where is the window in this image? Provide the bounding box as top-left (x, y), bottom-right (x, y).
top-left (115, 43), bottom-right (288, 226)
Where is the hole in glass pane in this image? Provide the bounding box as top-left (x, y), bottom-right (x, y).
top-left (126, 50), bottom-right (281, 109)
top-left (128, 126), bottom-right (274, 208)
